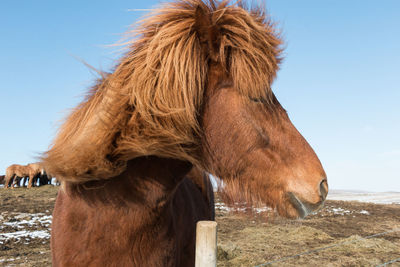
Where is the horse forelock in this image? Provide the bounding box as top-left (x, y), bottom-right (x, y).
top-left (43, 0), bottom-right (282, 183)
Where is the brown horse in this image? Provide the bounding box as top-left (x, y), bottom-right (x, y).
top-left (43, 1), bottom-right (327, 266)
top-left (4, 163), bottom-right (44, 188)
top-left (5, 164), bottom-right (30, 188)
top-left (26, 162), bottom-right (44, 188)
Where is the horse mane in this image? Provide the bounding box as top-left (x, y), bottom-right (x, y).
top-left (43, 0), bottom-right (282, 183)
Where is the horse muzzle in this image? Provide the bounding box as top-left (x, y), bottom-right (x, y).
top-left (287, 179), bottom-right (328, 218)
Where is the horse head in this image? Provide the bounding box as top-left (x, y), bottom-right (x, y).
top-left (193, 2), bottom-right (327, 218)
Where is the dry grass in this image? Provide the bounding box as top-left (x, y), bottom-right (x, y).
top-left (216, 200), bottom-right (400, 266)
top-left (1, 187), bottom-right (399, 266)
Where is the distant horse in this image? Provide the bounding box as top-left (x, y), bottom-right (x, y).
top-left (38, 170), bottom-right (53, 186)
top-left (5, 164), bottom-right (30, 188)
top-left (26, 162), bottom-right (44, 188)
top-left (0, 175), bottom-right (5, 184)
top-left (4, 163), bottom-right (45, 188)
top-left (43, 1), bottom-right (327, 266)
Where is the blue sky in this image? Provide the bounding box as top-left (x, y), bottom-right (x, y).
top-left (1, 1), bottom-right (399, 192)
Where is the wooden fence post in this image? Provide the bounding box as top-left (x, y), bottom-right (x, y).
top-left (195, 221), bottom-right (217, 267)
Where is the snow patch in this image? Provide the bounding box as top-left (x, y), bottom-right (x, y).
top-left (324, 206), bottom-right (370, 216)
top-left (0, 212), bottom-right (52, 245)
top-left (2, 213), bottom-right (52, 229)
top-left (0, 230), bottom-right (50, 243)
top-left (215, 202), bottom-right (272, 214)
top-left (330, 208), bottom-right (351, 215)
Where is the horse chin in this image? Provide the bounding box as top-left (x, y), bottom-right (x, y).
top-left (283, 192), bottom-right (325, 219)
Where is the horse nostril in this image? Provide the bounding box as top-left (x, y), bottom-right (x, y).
top-left (319, 179), bottom-right (328, 201)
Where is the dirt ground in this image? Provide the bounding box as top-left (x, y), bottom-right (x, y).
top-left (0, 186), bottom-right (399, 267)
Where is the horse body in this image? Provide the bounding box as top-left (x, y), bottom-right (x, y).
top-left (44, 1), bottom-right (328, 266)
top-left (5, 164), bottom-right (29, 188)
top-left (52, 158), bottom-right (213, 266)
top-left (26, 163), bottom-right (44, 188)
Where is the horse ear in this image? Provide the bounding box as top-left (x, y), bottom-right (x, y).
top-left (194, 5), bottom-right (221, 61)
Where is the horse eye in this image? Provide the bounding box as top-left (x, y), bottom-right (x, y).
top-left (249, 97), bottom-right (266, 104)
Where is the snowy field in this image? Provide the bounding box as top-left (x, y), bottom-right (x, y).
top-left (327, 190), bottom-right (400, 205)
top-left (1, 186), bottom-right (399, 266)
top-left (0, 212), bottom-right (52, 245)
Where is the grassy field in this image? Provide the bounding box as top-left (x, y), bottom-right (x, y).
top-left (1, 186), bottom-right (399, 266)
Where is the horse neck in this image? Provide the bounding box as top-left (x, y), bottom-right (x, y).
top-left (66, 156), bottom-right (192, 221)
